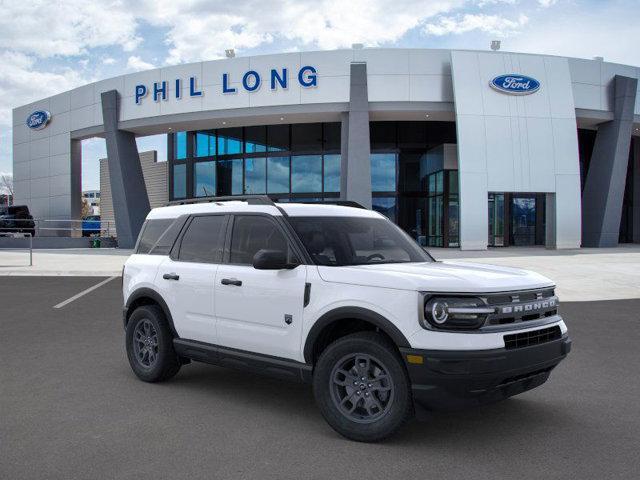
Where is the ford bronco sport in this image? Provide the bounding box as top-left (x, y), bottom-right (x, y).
top-left (122, 196), bottom-right (571, 442)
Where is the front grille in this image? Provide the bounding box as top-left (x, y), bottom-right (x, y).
top-left (504, 326), bottom-right (562, 350)
top-left (484, 288), bottom-right (558, 327)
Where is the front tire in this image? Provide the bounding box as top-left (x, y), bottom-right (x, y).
top-left (125, 305), bottom-right (181, 382)
top-left (313, 332), bottom-right (413, 442)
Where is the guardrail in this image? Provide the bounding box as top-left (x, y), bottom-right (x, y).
top-left (0, 218), bottom-right (115, 237)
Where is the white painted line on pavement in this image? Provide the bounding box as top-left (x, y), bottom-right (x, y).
top-left (53, 276), bottom-right (118, 309)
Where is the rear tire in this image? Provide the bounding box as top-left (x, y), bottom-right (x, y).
top-left (125, 305), bottom-right (181, 382)
top-left (313, 331), bottom-right (413, 442)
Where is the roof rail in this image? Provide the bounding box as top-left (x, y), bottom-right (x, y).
top-left (295, 200), bottom-right (367, 209)
top-left (167, 195), bottom-right (276, 207)
top-left (166, 196), bottom-right (368, 210)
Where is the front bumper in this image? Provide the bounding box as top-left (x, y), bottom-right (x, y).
top-left (400, 334), bottom-right (571, 412)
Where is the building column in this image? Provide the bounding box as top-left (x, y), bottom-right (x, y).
top-left (101, 90), bottom-right (150, 249)
top-left (340, 62), bottom-right (372, 209)
top-left (582, 75), bottom-right (638, 247)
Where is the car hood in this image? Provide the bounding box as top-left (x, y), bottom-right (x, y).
top-left (317, 260), bottom-right (554, 293)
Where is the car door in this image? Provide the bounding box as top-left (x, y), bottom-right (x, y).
top-left (215, 214), bottom-right (307, 361)
top-left (157, 214), bottom-right (229, 345)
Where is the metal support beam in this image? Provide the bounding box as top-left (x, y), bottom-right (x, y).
top-left (340, 63), bottom-right (372, 209)
top-left (582, 75), bottom-right (638, 247)
top-left (101, 90), bottom-right (150, 249)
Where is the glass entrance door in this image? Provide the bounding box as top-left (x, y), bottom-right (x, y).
top-left (510, 195), bottom-right (537, 246)
top-left (488, 193), bottom-right (505, 246)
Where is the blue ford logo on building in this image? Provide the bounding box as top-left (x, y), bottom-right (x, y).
top-left (26, 110), bottom-right (52, 130)
top-left (490, 74), bottom-right (540, 95)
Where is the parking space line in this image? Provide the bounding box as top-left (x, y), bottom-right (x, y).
top-left (53, 276), bottom-right (118, 309)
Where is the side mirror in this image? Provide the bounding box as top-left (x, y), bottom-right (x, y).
top-left (252, 249), bottom-right (296, 270)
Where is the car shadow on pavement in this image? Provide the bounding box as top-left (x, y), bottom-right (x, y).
top-left (145, 361), bottom-right (576, 444)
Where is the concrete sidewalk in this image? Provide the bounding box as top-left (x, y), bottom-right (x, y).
top-left (0, 246), bottom-right (638, 301)
top-left (0, 248), bottom-right (131, 277)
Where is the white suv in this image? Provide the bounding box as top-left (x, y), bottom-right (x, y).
top-left (122, 196), bottom-right (571, 442)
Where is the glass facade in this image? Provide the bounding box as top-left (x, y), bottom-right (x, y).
top-left (169, 123), bottom-right (341, 202)
top-left (369, 122), bottom-right (459, 247)
top-left (169, 120), bottom-right (461, 247)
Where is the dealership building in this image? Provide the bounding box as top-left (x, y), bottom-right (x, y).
top-left (12, 48), bottom-right (640, 249)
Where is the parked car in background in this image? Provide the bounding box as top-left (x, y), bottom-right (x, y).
top-left (0, 205), bottom-right (35, 237)
top-left (82, 215), bottom-right (101, 237)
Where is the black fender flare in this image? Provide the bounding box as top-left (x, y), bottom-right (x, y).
top-left (303, 306), bottom-right (411, 363)
top-left (124, 287), bottom-right (178, 337)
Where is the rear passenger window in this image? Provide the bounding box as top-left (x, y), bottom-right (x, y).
top-left (178, 215), bottom-right (227, 263)
top-left (148, 217), bottom-right (187, 255)
top-left (137, 219), bottom-right (173, 254)
top-left (229, 215), bottom-right (291, 265)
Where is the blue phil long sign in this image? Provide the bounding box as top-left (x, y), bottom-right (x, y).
top-left (490, 74), bottom-right (540, 95)
top-left (135, 66), bottom-right (317, 105)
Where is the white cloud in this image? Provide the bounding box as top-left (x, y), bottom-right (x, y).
top-left (135, 0), bottom-right (465, 64)
top-left (0, 0), bottom-right (141, 57)
top-left (0, 171), bottom-right (12, 196)
top-left (0, 51), bottom-right (87, 125)
top-left (538, 0), bottom-right (558, 7)
top-left (102, 57), bottom-right (117, 65)
top-left (126, 55), bottom-right (156, 72)
top-left (424, 13), bottom-right (529, 36)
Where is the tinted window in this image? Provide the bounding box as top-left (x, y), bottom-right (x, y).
top-left (291, 123), bottom-right (322, 151)
top-left (178, 215), bottom-right (227, 263)
top-left (217, 159), bottom-right (243, 195)
top-left (173, 164), bottom-right (186, 199)
top-left (245, 126), bottom-right (267, 153)
top-left (244, 157), bottom-right (266, 194)
top-left (229, 216), bottom-right (290, 265)
top-left (137, 219), bottom-right (174, 254)
top-left (323, 154), bottom-right (341, 193)
top-left (289, 216), bottom-right (431, 266)
top-left (291, 155), bottom-right (322, 193)
top-left (267, 156), bottom-right (290, 193)
top-left (194, 161), bottom-right (216, 197)
top-left (267, 124), bottom-right (289, 152)
top-left (195, 131), bottom-right (216, 157)
top-left (149, 217), bottom-right (187, 255)
top-left (174, 131), bottom-right (187, 160)
top-left (371, 153), bottom-right (396, 192)
top-left (323, 123), bottom-right (341, 151)
top-left (218, 127), bottom-right (243, 155)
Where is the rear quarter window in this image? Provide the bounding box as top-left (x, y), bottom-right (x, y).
top-left (136, 219), bottom-right (175, 254)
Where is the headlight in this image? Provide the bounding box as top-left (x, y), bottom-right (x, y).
top-left (422, 296), bottom-right (495, 330)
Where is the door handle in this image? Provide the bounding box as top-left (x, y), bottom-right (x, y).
top-left (163, 273), bottom-right (180, 281)
top-left (221, 278), bottom-right (242, 286)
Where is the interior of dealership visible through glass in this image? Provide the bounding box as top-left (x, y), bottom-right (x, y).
top-left (168, 123), bottom-right (637, 248)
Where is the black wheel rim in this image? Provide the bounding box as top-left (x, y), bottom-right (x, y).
top-left (133, 319), bottom-right (159, 368)
top-left (329, 353), bottom-right (395, 424)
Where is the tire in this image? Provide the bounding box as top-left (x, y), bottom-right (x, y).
top-left (313, 331), bottom-right (413, 442)
top-left (125, 305), bottom-right (181, 382)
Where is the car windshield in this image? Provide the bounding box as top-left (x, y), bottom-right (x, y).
top-left (288, 216), bottom-right (433, 266)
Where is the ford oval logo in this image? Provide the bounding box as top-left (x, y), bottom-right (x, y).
top-left (490, 74), bottom-right (540, 95)
top-left (26, 110), bottom-right (51, 130)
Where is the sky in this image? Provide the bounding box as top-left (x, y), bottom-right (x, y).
top-left (0, 0), bottom-right (638, 192)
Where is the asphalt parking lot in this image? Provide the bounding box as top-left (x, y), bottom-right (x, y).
top-left (1, 277), bottom-right (639, 480)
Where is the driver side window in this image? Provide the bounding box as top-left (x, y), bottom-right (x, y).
top-left (229, 215), bottom-right (294, 265)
